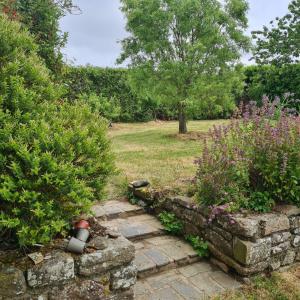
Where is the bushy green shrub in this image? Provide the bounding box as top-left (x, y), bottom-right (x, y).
top-left (0, 16), bottom-right (114, 246)
top-left (242, 64), bottom-right (300, 110)
top-left (195, 97), bottom-right (300, 211)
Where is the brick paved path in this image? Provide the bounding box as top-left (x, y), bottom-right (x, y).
top-left (92, 200), bottom-right (241, 299)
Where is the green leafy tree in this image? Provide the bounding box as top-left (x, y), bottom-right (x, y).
top-left (118, 0), bottom-right (250, 133)
top-left (0, 0), bottom-right (79, 75)
top-left (252, 0), bottom-right (300, 65)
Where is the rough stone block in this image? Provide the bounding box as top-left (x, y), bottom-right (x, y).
top-left (292, 236), bottom-right (300, 247)
top-left (260, 214), bottom-right (290, 236)
top-left (282, 250), bottom-right (296, 266)
top-left (49, 280), bottom-right (105, 300)
top-left (233, 237), bottom-right (271, 265)
top-left (78, 236), bottom-right (135, 276)
top-left (27, 251), bottom-right (74, 288)
top-left (218, 215), bottom-right (260, 239)
top-left (274, 205), bottom-right (300, 216)
top-left (211, 225), bottom-right (233, 241)
top-left (289, 216), bottom-right (300, 229)
top-left (110, 263), bottom-right (137, 290)
top-left (0, 264), bottom-right (26, 297)
top-left (205, 229), bottom-right (233, 257)
top-left (271, 232), bottom-right (291, 245)
top-left (269, 258), bottom-right (281, 271)
top-left (271, 241), bottom-right (290, 255)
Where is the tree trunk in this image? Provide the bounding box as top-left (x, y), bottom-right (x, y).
top-left (178, 102), bottom-right (187, 134)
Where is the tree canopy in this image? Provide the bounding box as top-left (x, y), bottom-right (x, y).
top-left (252, 0), bottom-right (300, 66)
top-left (118, 0), bottom-right (250, 133)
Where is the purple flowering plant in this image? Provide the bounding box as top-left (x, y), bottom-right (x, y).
top-left (195, 96), bottom-right (300, 212)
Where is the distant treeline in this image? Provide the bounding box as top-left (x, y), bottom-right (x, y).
top-left (64, 64), bottom-right (300, 122)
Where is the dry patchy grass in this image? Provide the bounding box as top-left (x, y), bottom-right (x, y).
top-left (107, 120), bottom-right (226, 197)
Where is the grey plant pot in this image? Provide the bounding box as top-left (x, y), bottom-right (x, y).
top-left (76, 228), bottom-right (90, 242)
top-left (67, 237), bottom-right (86, 254)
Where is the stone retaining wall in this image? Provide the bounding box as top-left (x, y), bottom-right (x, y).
top-left (130, 184), bottom-right (300, 277)
top-left (0, 236), bottom-right (136, 300)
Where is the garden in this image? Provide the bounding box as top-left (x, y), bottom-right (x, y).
top-left (0, 0), bottom-right (299, 299)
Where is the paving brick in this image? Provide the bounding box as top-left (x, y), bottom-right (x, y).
top-left (148, 287), bottom-right (183, 300)
top-left (91, 204), bottom-right (106, 218)
top-left (178, 262), bottom-right (214, 277)
top-left (146, 236), bottom-right (179, 246)
top-left (134, 252), bottom-right (156, 273)
top-left (146, 272), bottom-right (181, 290)
top-left (190, 273), bottom-right (225, 296)
top-left (158, 244), bottom-right (190, 262)
top-left (170, 279), bottom-right (205, 300)
top-left (210, 271), bottom-right (241, 289)
top-left (144, 248), bottom-right (171, 267)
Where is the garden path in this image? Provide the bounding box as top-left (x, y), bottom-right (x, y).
top-left (92, 199), bottom-right (241, 299)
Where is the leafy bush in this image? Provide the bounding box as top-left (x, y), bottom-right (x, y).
top-left (158, 211), bottom-right (183, 235)
top-left (185, 235), bottom-right (209, 258)
top-left (195, 97), bottom-right (300, 211)
top-left (0, 16), bottom-right (114, 246)
top-left (242, 64), bottom-right (300, 110)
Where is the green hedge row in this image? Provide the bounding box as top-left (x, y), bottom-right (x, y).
top-left (64, 64), bottom-right (300, 122)
top-left (242, 64), bottom-right (300, 105)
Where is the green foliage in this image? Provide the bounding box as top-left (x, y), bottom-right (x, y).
top-left (185, 235), bottom-right (209, 258)
top-left (242, 64), bottom-right (300, 109)
top-left (0, 16), bottom-right (114, 246)
top-left (252, 0), bottom-right (300, 65)
top-left (119, 0), bottom-right (250, 133)
top-left (1, 0), bottom-right (78, 75)
top-left (158, 211), bottom-right (183, 235)
top-left (64, 66), bottom-right (159, 122)
top-left (196, 99), bottom-right (300, 211)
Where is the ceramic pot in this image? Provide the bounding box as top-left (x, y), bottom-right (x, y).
top-left (67, 237), bottom-right (85, 254)
top-left (75, 220), bottom-right (90, 229)
top-left (76, 228), bottom-right (90, 242)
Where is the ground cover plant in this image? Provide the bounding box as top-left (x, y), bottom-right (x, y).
top-left (196, 97), bottom-right (300, 212)
top-left (0, 16), bottom-right (114, 247)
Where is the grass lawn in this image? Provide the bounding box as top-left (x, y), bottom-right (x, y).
top-left (107, 120), bottom-right (226, 196)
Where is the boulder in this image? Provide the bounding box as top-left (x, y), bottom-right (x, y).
top-left (78, 237), bottom-right (135, 276)
top-left (110, 263), bottom-right (137, 290)
top-left (282, 250), bottom-right (296, 266)
top-left (233, 237), bottom-right (271, 265)
top-left (259, 214), bottom-right (290, 236)
top-left (27, 251), bottom-right (74, 288)
top-left (49, 280), bottom-right (105, 300)
top-left (0, 263), bottom-right (26, 297)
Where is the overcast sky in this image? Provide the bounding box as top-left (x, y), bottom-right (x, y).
top-left (60, 0), bottom-right (291, 67)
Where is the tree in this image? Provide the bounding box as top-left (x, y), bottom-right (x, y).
top-left (252, 0), bottom-right (300, 66)
top-left (118, 0), bottom-right (250, 133)
top-left (0, 0), bottom-right (80, 75)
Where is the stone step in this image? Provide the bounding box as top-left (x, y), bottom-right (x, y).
top-left (134, 235), bottom-right (201, 278)
top-left (134, 261), bottom-right (241, 299)
top-left (101, 214), bottom-right (165, 241)
top-left (91, 200), bottom-right (145, 220)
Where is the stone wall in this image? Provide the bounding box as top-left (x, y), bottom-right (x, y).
top-left (130, 184), bottom-right (300, 277)
top-left (0, 235), bottom-right (137, 300)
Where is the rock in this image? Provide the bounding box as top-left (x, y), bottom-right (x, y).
top-left (78, 236), bottom-right (135, 276)
top-left (27, 251), bottom-right (74, 288)
top-left (28, 252), bottom-right (44, 265)
top-left (282, 250), bottom-right (296, 266)
top-left (170, 196), bottom-right (195, 209)
top-left (108, 288), bottom-right (134, 300)
top-left (269, 258), bottom-right (281, 271)
top-left (130, 180), bottom-right (150, 188)
top-left (271, 232), bottom-right (291, 245)
top-left (208, 241), bottom-right (269, 276)
top-left (205, 229), bottom-right (233, 257)
top-left (105, 229), bottom-right (121, 239)
top-left (296, 251), bottom-right (300, 262)
top-left (289, 216), bottom-right (300, 229)
top-left (110, 263), bottom-right (137, 290)
top-left (260, 214), bottom-right (290, 236)
top-left (49, 280), bottom-right (105, 300)
top-left (217, 215), bottom-right (260, 239)
top-left (271, 241), bottom-right (290, 255)
top-left (87, 236), bottom-right (108, 250)
top-left (293, 228), bottom-right (300, 235)
top-left (131, 187), bottom-right (152, 202)
top-left (210, 225), bottom-right (233, 241)
top-left (0, 263), bottom-right (26, 297)
top-left (292, 236), bottom-right (300, 247)
top-left (233, 237), bottom-right (271, 265)
top-left (274, 205), bottom-right (300, 216)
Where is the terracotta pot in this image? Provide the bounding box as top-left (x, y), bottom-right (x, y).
top-left (75, 220), bottom-right (90, 229)
top-left (76, 228), bottom-right (90, 242)
top-left (66, 237), bottom-right (86, 254)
